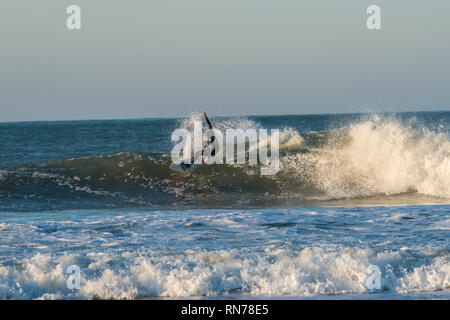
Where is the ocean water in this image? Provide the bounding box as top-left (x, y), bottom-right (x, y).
top-left (0, 111), bottom-right (449, 299)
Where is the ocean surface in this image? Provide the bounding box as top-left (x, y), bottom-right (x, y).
top-left (0, 111), bottom-right (449, 299)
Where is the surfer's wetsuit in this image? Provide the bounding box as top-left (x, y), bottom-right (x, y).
top-left (180, 113), bottom-right (216, 170)
top-left (203, 114), bottom-right (216, 157)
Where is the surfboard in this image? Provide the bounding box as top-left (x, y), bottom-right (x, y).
top-left (169, 149), bottom-right (204, 173)
top-left (169, 161), bottom-right (200, 173)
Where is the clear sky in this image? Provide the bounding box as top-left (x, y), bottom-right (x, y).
top-left (1, 0), bottom-right (449, 122)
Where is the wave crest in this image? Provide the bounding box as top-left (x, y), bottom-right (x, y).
top-left (279, 117), bottom-right (450, 199)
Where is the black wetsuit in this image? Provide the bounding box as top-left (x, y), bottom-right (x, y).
top-left (180, 115), bottom-right (216, 170)
top-left (203, 115), bottom-right (216, 157)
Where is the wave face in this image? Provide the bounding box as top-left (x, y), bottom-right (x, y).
top-left (0, 112), bottom-right (449, 211)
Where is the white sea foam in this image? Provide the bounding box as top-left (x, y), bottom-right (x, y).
top-left (280, 117), bottom-right (450, 199)
top-left (178, 113), bottom-right (303, 154)
top-left (0, 247), bottom-right (448, 299)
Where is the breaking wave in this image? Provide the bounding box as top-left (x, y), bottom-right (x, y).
top-left (278, 116), bottom-right (450, 199)
top-left (0, 247), bottom-right (448, 299)
top-left (0, 116), bottom-right (448, 211)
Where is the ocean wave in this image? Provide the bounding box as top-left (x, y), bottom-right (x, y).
top-left (278, 117), bottom-right (450, 199)
top-left (0, 116), bottom-right (448, 211)
top-left (0, 247), bottom-right (448, 299)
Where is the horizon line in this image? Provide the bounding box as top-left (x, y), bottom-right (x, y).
top-left (0, 109), bottom-right (448, 124)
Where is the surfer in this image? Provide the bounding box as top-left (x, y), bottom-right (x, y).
top-left (202, 112), bottom-right (216, 158)
top-left (180, 112), bottom-right (216, 171)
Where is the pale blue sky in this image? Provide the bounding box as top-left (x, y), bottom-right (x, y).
top-left (1, 0), bottom-right (449, 122)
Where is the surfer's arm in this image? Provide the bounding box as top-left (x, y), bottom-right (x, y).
top-left (203, 112), bottom-right (212, 129)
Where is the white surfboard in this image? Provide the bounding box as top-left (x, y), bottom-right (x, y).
top-left (169, 160), bottom-right (200, 173)
top-left (169, 149), bottom-right (203, 173)
top-left (169, 148), bottom-right (214, 173)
